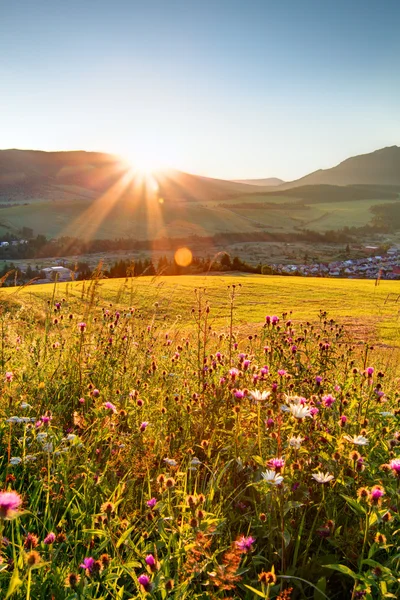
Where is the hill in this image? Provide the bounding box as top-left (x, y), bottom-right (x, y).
top-left (280, 146), bottom-right (400, 189)
top-left (234, 177), bottom-right (284, 187)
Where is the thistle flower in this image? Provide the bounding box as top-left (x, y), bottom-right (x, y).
top-left (343, 435), bottom-right (369, 446)
top-left (145, 554), bottom-right (156, 567)
top-left (26, 550), bottom-right (41, 567)
top-left (261, 470), bottom-right (284, 485)
top-left (140, 421), bottom-right (149, 432)
top-left (146, 497), bottom-right (157, 509)
top-left (235, 535), bottom-right (255, 553)
top-left (312, 472), bottom-right (334, 484)
top-left (5, 371), bottom-right (13, 382)
top-left (322, 395), bottom-right (335, 408)
top-left (389, 459), bottom-right (400, 476)
top-left (268, 458), bottom-right (285, 471)
top-left (138, 574), bottom-right (152, 590)
top-left (369, 485), bottom-right (385, 505)
top-left (0, 491), bottom-right (22, 519)
top-left (80, 557), bottom-right (95, 572)
top-left (78, 322), bottom-right (86, 332)
top-left (24, 533), bottom-right (39, 549)
top-left (43, 532), bottom-right (56, 544)
top-left (103, 401), bottom-right (117, 413)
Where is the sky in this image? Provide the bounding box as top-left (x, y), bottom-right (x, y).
top-left (1, 0), bottom-right (399, 181)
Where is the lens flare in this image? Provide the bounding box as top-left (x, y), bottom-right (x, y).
top-left (174, 247), bottom-right (192, 267)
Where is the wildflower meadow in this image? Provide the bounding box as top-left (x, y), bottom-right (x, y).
top-left (0, 280), bottom-right (399, 599)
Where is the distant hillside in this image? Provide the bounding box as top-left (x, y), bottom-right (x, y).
top-left (280, 146), bottom-right (400, 189)
top-left (234, 177), bottom-right (284, 187)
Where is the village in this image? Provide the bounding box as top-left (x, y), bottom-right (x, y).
top-left (271, 246), bottom-right (400, 279)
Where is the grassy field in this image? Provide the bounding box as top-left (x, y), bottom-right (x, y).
top-left (4, 274), bottom-right (400, 347)
top-left (1, 272), bottom-right (400, 598)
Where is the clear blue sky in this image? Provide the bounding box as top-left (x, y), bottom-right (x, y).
top-left (1, 0), bottom-right (399, 180)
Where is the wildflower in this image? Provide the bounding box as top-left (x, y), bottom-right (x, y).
top-left (164, 458), bottom-right (177, 467)
top-left (339, 415), bottom-right (348, 427)
top-left (0, 490), bottom-right (22, 519)
top-left (165, 477), bottom-right (176, 488)
top-left (289, 404), bottom-right (312, 419)
top-left (138, 574), bottom-right (152, 591)
top-left (145, 554), bottom-right (156, 568)
top-left (374, 532), bottom-right (386, 545)
top-left (322, 395), bottom-right (335, 408)
top-left (146, 497), bottom-right (157, 509)
top-left (268, 458), bottom-right (285, 471)
top-left (24, 533), bottom-right (39, 549)
top-left (366, 367), bottom-right (374, 376)
top-left (26, 551), bottom-right (41, 567)
top-left (278, 369), bottom-right (287, 376)
top-left (43, 532), bottom-right (56, 544)
top-left (101, 502), bottom-right (115, 515)
top-left (78, 322), bottom-right (86, 332)
top-left (103, 401), bottom-right (117, 413)
top-left (249, 390), bottom-right (270, 402)
top-left (235, 535), bottom-right (255, 553)
top-left (315, 376), bottom-right (323, 384)
top-left (312, 472), bottom-right (334, 484)
top-left (65, 573), bottom-right (81, 588)
top-left (261, 470), bottom-right (284, 485)
top-left (5, 371), bottom-right (13, 382)
top-left (343, 435), bottom-right (369, 446)
top-left (100, 554), bottom-right (111, 568)
top-left (140, 421), bottom-right (149, 432)
top-left (389, 459), bottom-right (400, 476)
top-left (357, 487), bottom-right (369, 500)
top-left (234, 389), bottom-right (245, 399)
top-left (310, 407), bottom-right (319, 417)
top-left (369, 485), bottom-right (385, 505)
top-left (289, 435), bottom-right (304, 449)
top-left (80, 557), bottom-right (95, 572)
top-left (9, 457), bottom-right (22, 465)
top-left (259, 571), bottom-right (277, 585)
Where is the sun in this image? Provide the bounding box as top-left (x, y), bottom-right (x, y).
top-left (121, 144), bottom-right (172, 177)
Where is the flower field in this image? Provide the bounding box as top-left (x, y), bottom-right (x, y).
top-left (0, 277), bottom-right (399, 599)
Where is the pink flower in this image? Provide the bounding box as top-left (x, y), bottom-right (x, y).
top-left (80, 557), bottom-right (95, 572)
top-left (260, 366), bottom-right (269, 375)
top-left (229, 368), bottom-right (239, 379)
top-left (268, 458), bottom-right (285, 471)
top-left (277, 369), bottom-right (287, 377)
top-left (92, 389), bottom-right (100, 398)
top-left (5, 372), bottom-right (13, 383)
top-left (366, 367), bottom-right (374, 376)
top-left (310, 407), bottom-right (319, 417)
top-left (0, 491), bottom-right (22, 519)
top-left (235, 535), bottom-right (255, 553)
top-left (271, 316), bottom-right (279, 325)
top-left (138, 574), bottom-right (151, 589)
top-left (389, 459), bottom-right (400, 476)
top-left (234, 389), bottom-right (245, 399)
top-left (315, 376), bottom-right (322, 384)
top-left (370, 486), bottom-right (385, 501)
top-left (44, 532), bottom-right (56, 544)
top-left (322, 395), bottom-right (335, 408)
top-left (78, 322), bottom-right (86, 332)
top-left (146, 498), bottom-right (157, 509)
top-left (145, 554), bottom-right (156, 567)
top-left (140, 421), bottom-right (149, 432)
top-left (103, 401), bottom-right (117, 414)
top-left (265, 316), bottom-right (271, 324)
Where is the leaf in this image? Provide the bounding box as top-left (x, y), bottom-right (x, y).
top-left (116, 523), bottom-right (136, 549)
top-left (283, 529), bottom-right (291, 548)
top-left (324, 564), bottom-right (357, 580)
top-left (314, 577), bottom-right (327, 600)
top-left (341, 495), bottom-right (366, 516)
top-left (284, 501), bottom-right (304, 515)
top-left (252, 455), bottom-right (265, 467)
top-left (5, 569), bottom-right (22, 599)
top-left (243, 585), bottom-right (268, 597)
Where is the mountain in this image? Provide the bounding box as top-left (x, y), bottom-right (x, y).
top-left (280, 146), bottom-right (400, 189)
top-left (234, 177), bottom-right (284, 187)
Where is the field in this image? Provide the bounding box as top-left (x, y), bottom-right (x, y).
top-left (0, 274), bottom-right (400, 599)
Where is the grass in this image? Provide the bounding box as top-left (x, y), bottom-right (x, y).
top-left (4, 274), bottom-right (400, 347)
top-left (0, 273), bottom-right (400, 599)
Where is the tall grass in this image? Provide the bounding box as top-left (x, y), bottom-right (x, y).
top-left (0, 277), bottom-right (399, 599)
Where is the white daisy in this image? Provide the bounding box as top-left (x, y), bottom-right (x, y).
top-left (261, 470), bottom-right (284, 486)
top-left (312, 471), bottom-right (334, 484)
top-left (9, 457), bottom-right (22, 465)
top-left (343, 435), bottom-right (369, 446)
top-left (164, 458), bottom-right (177, 467)
top-left (289, 435), bottom-right (304, 449)
top-left (249, 390), bottom-right (270, 402)
top-left (289, 404), bottom-right (312, 419)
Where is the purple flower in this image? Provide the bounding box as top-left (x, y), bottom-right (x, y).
top-left (5, 371), bottom-right (13, 383)
top-left (268, 458), bottom-right (285, 471)
top-left (389, 459), bottom-right (400, 475)
top-left (366, 367), bottom-right (374, 376)
top-left (315, 376), bottom-right (323, 384)
top-left (92, 389), bottom-right (100, 398)
top-left (235, 535), bottom-right (255, 553)
top-left (138, 574), bottom-right (151, 589)
top-left (243, 360), bottom-right (251, 370)
top-left (265, 315), bottom-right (271, 324)
top-left (140, 421), bottom-right (149, 432)
top-left (229, 368), bottom-right (239, 379)
top-left (40, 414), bottom-right (52, 425)
top-left (80, 557), bottom-right (95, 572)
top-left (103, 401), bottom-right (117, 414)
top-left (310, 407), bottom-right (319, 417)
top-left (145, 554), bottom-right (156, 567)
top-left (322, 395), bottom-right (335, 408)
top-left (78, 322), bottom-right (86, 332)
top-left (260, 366), bottom-right (269, 376)
top-left (44, 532), bottom-right (56, 544)
top-left (146, 497), bottom-right (157, 509)
top-left (340, 415), bottom-right (348, 424)
top-left (0, 491), bottom-right (22, 520)
top-left (234, 389), bottom-right (245, 399)
top-left (277, 369), bottom-right (287, 377)
top-left (271, 316), bottom-right (279, 325)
